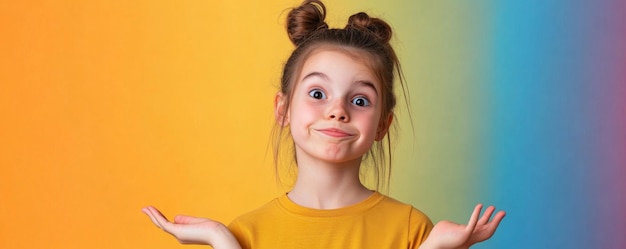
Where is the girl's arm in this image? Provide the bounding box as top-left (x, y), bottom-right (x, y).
top-left (419, 204), bottom-right (506, 249)
top-left (142, 206), bottom-right (242, 249)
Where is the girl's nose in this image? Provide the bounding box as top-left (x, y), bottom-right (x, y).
top-left (329, 114), bottom-right (347, 121)
top-left (328, 102), bottom-right (349, 122)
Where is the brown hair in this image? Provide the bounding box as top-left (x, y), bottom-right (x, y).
top-left (274, 0), bottom-right (408, 192)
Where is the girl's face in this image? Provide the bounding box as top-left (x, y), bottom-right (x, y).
top-left (277, 49), bottom-right (392, 164)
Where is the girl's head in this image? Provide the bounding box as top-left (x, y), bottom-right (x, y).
top-left (274, 0), bottom-right (407, 191)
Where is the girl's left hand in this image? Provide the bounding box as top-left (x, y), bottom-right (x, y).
top-left (419, 204), bottom-right (506, 249)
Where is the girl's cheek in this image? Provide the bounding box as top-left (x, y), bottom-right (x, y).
top-left (301, 97), bottom-right (323, 111)
top-left (303, 102), bottom-right (323, 117)
top-left (292, 98), bottom-right (321, 118)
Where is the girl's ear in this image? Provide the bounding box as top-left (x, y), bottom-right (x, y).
top-left (274, 92), bottom-right (290, 127)
top-left (375, 112), bottom-right (393, 141)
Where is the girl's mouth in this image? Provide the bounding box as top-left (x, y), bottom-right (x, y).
top-left (317, 128), bottom-right (354, 138)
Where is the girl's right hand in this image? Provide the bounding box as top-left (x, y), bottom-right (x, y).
top-left (142, 206), bottom-right (242, 249)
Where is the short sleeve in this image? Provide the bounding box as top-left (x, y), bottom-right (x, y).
top-left (408, 207), bottom-right (434, 249)
top-left (228, 219), bottom-right (251, 249)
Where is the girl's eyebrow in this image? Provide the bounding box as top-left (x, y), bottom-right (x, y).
top-left (356, 80), bottom-right (379, 96)
top-left (301, 72), bottom-right (329, 82)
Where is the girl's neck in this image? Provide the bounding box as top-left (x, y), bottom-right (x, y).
top-left (287, 153), bottom-right (373, 210)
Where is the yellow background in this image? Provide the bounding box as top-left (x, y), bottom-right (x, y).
top-left (1, 1), bottom-right (490, 248)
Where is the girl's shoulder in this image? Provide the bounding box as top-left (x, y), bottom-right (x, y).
top-left (228, 196), bottom-right (282, 227)
top-left (375, 194), bottom-right (434, 245)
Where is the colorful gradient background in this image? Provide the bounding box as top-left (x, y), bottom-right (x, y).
top-left (1, 0), bottom-right (624, 248)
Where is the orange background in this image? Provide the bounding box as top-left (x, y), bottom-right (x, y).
top-left (1, 1), bottom-right (293, 248)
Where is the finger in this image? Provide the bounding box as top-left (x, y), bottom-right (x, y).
top-left (465, 204), bottom-right (483, 233)
top-left (486, 210), bottom-right (506, 231)
top-left (142, 206), bottom-right (169, 220)
top-left (144, 206), bottom-right (175, 232)
top-left (142, 206), bottom-right (163, 229)
top-left (477, 205), bottom-right (496, 225)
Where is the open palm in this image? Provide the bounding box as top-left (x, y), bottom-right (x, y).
top-left (420, 204), bottom-right (506, 249)
top-left (142, 206), bottom-right (241, 249)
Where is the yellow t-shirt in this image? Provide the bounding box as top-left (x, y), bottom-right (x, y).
top-left (228, 192), bottom-right (433, 249)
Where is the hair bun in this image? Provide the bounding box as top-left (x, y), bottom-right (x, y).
top-left (346, 12), bottom-right (392, 44)
top-left (286, 0), bottom-right (329, 46)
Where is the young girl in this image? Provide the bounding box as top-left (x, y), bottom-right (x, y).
top-left (142, 1), bottom-right (505, 248)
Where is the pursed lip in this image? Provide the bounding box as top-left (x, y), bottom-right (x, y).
top-left (316, 128), bottom-right (355, 138)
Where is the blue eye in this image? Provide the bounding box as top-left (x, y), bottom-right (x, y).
top-left (308, 89), bottom-right (326, 99)
top-left (352, 97), bottom-right (370, 107)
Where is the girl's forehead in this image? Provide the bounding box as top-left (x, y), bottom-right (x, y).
top-left (306, 45), bottom-right (373, 64)
top-left (299, 48), bottom-right (379, 80)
